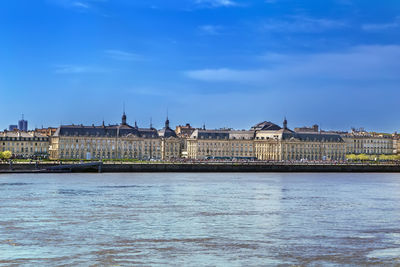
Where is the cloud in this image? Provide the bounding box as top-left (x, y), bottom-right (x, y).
top-left (198, 25), bottom-right (223, 35)
top-left (71, 1), bottom-right (90, 8)
top-left (104, 50), bottom-right (144, 61)
top-left (262, 15), bottom-right (347, 33)
top-left (184, 45), bottom-right (400, 87)
top-left (54, 64), bottom-right (108, 74)
top-left (362, 17), bottom-right (400, 31)
top-left (194, 0), bottom-right (238, 8)
top-left (49, 0), bottom-right (107, 10)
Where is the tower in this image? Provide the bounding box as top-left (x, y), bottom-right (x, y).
top-left (165, 116), bottom-right (170, 129)
top-left (18, 114), bottom-right (28, 131)
top-left (121, 104), bottom-right (127, 125)
top-left (283, 117), bottom-right (288, 130)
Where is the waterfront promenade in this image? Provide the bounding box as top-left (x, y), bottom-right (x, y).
top-left (1, 161), bottom-right (400, 173)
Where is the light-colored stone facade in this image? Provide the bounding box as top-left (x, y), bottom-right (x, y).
top-left (254, 120), bottom-right (346, 161)
top-left (50, 133), bottom-right (162, 160)
top-left (49, 115), bottom-right (182, 160)
top-left (0, 131), bottom-right (49, 158)
top-left (342, 133), bottom-right (394, 155)
top-left (187, 120), bottom-right (346, 161)
top-left (187, 130), bottom-right (255, 159)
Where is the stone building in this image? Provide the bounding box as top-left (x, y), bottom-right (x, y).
top-left (186, 129), bottom-right (255, 159)
top-left (158, 117), bottom-right (181, 160)
top-left (294, 124), bottom-right (319, 133)
top-left (254, 119), bottom-right (346, 161)
top-left (341, 131), bottom-right (394, 155)
top-left (0, 130), bottom-right (49, 158)
top-left (49, 112), bottom-right (162, 160)
top-left (175, 123), bottom-right (195, 138)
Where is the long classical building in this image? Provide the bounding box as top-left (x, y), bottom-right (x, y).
top-left (254, 119), bottom-right (346, 161)
top-left (187, 119), bottom-right (346, 161)
top-left (49, 113), bottom-right (180, 160)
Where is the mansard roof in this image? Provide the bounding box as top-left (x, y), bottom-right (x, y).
top-left (158, 127), bottom-right (177, 138)
top-left (54, 124), bottom-right (159, 138)
top-left (251, 121), bottom-right (282, 131)
top-left (282, 132), bottom-right (343, 142)
top-left (190, 129), bottom-right (230, 140)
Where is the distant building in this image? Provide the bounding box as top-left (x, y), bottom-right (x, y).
top-left (175, 123), bottom-right (195, 138)
top-left (35, 127), bottom-right (57, 137)
top-left (0, 130), bottom-right (49, 158)
top-left (342, 130), bottom-right (394, 155)
top-left (8, 125), bottom-right (18, 131)
top-left (18, 115), bottom-right (28, 131)
top-left (294, 124), bottom-right (319, 133)
top-left (393, 134), bottom-right (400, 154)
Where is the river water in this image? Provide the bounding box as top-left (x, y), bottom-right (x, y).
top-left (0, 173), bottom-right (400, 266)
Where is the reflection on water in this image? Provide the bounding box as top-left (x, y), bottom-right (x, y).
top-left (0, 173), bottom-right (400, 266)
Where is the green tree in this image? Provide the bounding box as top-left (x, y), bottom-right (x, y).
top-left (346, 154), bottom-right (357, 161)
top-left (1, 151), bottom-right (12, 160)
top-left (357, 154), bottom-right (369, 161)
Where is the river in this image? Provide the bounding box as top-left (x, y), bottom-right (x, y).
top-left (1, 173), bottom-right (400, 266)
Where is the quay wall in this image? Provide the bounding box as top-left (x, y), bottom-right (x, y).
top-left (1, 163), bottom-right (400, 173)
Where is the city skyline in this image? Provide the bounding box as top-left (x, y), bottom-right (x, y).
top-left (2, 110), bottom-right (398, 134)
top-left (1, 0), bottom-right (400, 132)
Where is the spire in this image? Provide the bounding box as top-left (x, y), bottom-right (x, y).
top-left (121, 103), bottom-right (127, 125)
top-left (134, 120), bottom-right (138, 129)
top-left (165, 116), bottom-right (170, 129)
top-left (203, 123), bottom-right (206, 130)
top-left (150, 117), bottom-right (153, 129)
top-left (102, 118), bottom-right (105, 127)
top-left (283, 117), bottom-right (288, 130)
top-left (165, 108), bottom-right (170, 129)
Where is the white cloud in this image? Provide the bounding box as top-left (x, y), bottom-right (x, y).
top-left (262, 15), bottom-right (347, 33)
top-left (195, 0), bottom-right (237, 8)
top-left (362, 17), bottom-right (400, 31)
top-left (49, 0), bottom-right (107, 10)
top-left (71, 1), bottom-right (90, 8)
top-left (54, 64), bottom-right (108, 74)
top-left (104, 50), bottom-right (144, 61)
top-left (198, 25), bottom-right (223, 35)
top-left (185, 45), bottom-right (400, 86)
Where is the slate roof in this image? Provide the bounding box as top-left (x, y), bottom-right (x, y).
top-left (0, 131), bottom-right (48, 140)
top-left (251, 121), bottom-right (282, 131)
top-left (158, 127), bottom-right (177, 138)
top-left (190, 129), bottom-right (230, 140)
top-left (281, 132), bottom-right (343, 142)
top-left (54, 124), bottom-right (159, 139)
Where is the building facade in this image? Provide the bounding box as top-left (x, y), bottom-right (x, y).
top-left (187, 129), bottom-right (255, 159)
top-left (0, 131), bottom-right (49, 158)
top-left (341, 132), bottom-right (394, 155)
top-left (158, 117), bottom-right (181, 160)
top-left (254, 119), bottom-right (346, 161)
top-left (49, 113), bottom-right (162, 160)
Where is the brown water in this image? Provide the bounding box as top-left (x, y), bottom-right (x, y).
top-left (0, 173), bottom-right (400, 266)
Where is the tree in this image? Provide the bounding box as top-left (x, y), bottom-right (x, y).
top-left (357, 154), bottom-right (369, 161)
top-left (346, 154), bottom-right (357, 161)
top-left (1, 151), bottom-right (12, 160)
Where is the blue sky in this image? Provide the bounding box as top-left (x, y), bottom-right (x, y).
top-left (1, 0), bottom-right (400, 132)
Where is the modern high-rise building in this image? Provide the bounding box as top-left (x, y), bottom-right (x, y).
top-left (8, 125), bottom-right (18, 131)
top-left (18, 114), bottom-right (28, 131)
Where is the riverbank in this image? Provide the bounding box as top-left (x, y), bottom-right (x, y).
top-left (1, 162), bottom-right (400, 173)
